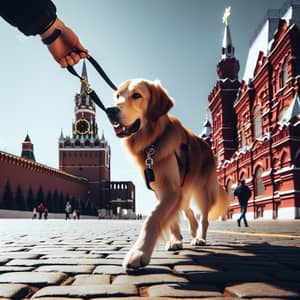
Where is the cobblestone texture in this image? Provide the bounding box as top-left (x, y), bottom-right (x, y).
top-left (0, 219), bottom-right (299, 299)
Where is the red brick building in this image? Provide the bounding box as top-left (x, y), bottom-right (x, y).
top-left (206, 1), bottom-right (300, 219)
top-left (0, 63), bottom-right (135, 217)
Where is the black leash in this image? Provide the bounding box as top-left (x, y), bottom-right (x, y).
top-left (67, 55), bottom-right (117, 112)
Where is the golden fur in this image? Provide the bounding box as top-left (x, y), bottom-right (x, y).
top-left (108, 79), bottom-right (229, 269)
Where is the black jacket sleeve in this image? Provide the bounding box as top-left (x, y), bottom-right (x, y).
top-left (0, 0), bottom-right (57, 36)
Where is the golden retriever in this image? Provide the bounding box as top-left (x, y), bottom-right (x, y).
top-left (107, 79), bottom-right (228, 269)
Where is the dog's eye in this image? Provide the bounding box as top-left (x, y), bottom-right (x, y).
top-left (116, 93), bottom-right (120, 99)
top-left (132, 93), bottom-right (142, 100)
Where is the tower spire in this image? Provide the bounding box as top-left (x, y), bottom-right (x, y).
top-left (217, 7), bottom-right (240, 80)
top-left (222, 7), bottom-right (234, 59)
top-left (21, 132), bottom-right (35, 161)
top-left (80, 60), bottom-right (88, 95)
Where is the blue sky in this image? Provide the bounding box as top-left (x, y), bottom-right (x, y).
top-left (0, 0), bottom-right (286, 214)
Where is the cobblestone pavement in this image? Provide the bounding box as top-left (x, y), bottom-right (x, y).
top-left (0, 219), bottom-right (299, 299)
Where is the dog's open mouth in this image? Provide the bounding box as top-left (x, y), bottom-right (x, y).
top-left (112, 119), bottom-right (141, 138)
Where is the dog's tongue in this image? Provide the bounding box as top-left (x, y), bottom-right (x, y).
top-left (114, 125), bottom-right (127, 136)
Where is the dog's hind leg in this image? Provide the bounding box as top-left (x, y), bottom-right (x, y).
top-left (166, 214), bottom-right (183, 251)
top-left (191, 188), bottom-right (212, 246)
top-left (183, 207), bottom-right (198, 239)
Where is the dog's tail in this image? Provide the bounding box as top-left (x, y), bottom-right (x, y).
top-left (208, 185), bottom-right (229, 221)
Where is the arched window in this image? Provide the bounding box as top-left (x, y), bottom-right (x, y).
top-left (254, 105), bottom-right (262, 138)
top-left (226, 180), bottom-right (234, 202)
top-left (254, 167), bottom-right (265, 196)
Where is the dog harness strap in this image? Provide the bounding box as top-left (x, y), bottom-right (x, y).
top-left (175, 133), bottom-right (190, 187)
top-left (66, 54), bottom-right (117, 113)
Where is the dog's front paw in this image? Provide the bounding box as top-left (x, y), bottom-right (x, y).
top-left (166, 240), bottom-right (183, 251)
top-left (123, 249), bottom-right (150, 270)
top-left (191, 237), bottom-right (206, 246)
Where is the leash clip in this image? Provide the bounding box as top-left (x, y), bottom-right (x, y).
top-left (145, 146), bottom-right (155, 168)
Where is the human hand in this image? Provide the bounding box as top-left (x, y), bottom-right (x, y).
top-left (40, 18), bottom-right (88, 67)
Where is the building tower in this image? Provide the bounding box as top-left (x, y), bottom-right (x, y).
top-left (208, 7), bottom-right (240, 165)
top-left (58, 61), bottom-right (111, 209)
top-left (21, 133), bottom-right (35, 161)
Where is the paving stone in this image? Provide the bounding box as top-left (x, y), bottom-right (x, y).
top-left (149, 257), bottom-right (194, 266)
top-left (113, 273), bottom-right (188, 286)
top-left (27, 298), bottom-right (83, 300)
top-left (126, 265), bottom-right (173, 275)
top-left (32, 284), bottom-right (138, 298)
top-left (147, 283), bottom-right (222, 298)
top-left (29, 247), bottom-right (76, 253)
top-left (0, 258), bottom-right (10, 265)
top-left (92, 298), bottom-right (239, 300)
top-left (40, 253), bottom-right (104, 259)
top-left (187, 271), bottom-right (271, 284)
top-left (93, 265), bottom-right (125, 275)
top-left (6, 258), bottom-right (123, 266)
top-left (174, 264), bottom-right (218, 273)
top-left (0, 253), bottom-right (39, 259)
top-left (0, 247), bottom-right (27, 252)
top-left (225, 282), bottom-right (300, 298)
top-left (72, 274), bottom-right (110, 285)
top-left (107, 252), bottom-right (188, 259)
top-left (0, 272), bottom-right (67, 287)
top-left (0, 283), bottom-right (28, 298)
top-left (35, 265), bottom-right (95, 274)
top-left (0, 266), bottom-right (34, 273)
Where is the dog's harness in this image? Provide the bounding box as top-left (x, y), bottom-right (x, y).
top-left (144, 134), bottom-right (190, 191)
top-left (66, 53), bottom-right (118, 113)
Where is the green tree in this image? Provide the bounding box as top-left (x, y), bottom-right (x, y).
top-left (52, 190), bottom-right (59, 213)
top-left (36, 186), bottom-right (44, 206)
top-left (26, 186), bottom-right (35, 211)
top-left (59, 192), bottom-right (65, 213)
top-left (15, 184), bottom-right (26, 210)
top-left (2, 181), bottom-right (15, 209)
top-left (45, 191), bottom-right (53, 212)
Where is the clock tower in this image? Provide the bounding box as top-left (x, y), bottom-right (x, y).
top-left (58, 61), bottom-right (110, 209)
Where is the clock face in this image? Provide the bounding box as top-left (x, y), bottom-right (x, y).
top-left (75, 119), bottom-right (90, 135)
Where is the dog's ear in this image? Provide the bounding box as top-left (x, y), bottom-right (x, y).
top-left (147, 81), bottom-right (174, 121)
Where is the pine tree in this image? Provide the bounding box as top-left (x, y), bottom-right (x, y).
top-left (59, 192), bottom-right (65, 213)
top-left (2, 181), bottom-right (14, 209)
top-left (45, 191), bottom-right (53, 212)
top-left (27, 186), bottom-right (35, 211)
top-left (36, 186), bottom-right (44, 206)
top-left (15, 184), bottom-right (26, 210)
top-left (53, 190), bottom-right (59, 213)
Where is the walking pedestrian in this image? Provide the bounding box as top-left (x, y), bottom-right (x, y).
top-left (37, 202), bottom-right (45, 220)
top-left (44, 207), bottom-right (48, 219)
top-left (0, 0), bottom-right (88, 68)
top-left (65, 201), bottom-right (72, 220)
top-left (234, 179), bottom-right (251, 227)
top-left (32, 207), bottom-right (37, 219)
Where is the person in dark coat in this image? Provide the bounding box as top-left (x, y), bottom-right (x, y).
top-left (0, 0), bottom-right (88, 67)
top-left (234, 179), bottom-right (251, 227)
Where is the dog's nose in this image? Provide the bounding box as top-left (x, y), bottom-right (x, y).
top-left (106, 106), bottom-right (120, 118)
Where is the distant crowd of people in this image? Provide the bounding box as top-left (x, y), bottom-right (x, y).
top-left (32, 200), bottom-right (80, 220)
